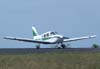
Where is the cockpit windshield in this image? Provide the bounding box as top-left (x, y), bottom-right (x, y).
top-left (50, 32), bottom-right (55, 35)
top-left (50, 32), bottom-right (58, 35)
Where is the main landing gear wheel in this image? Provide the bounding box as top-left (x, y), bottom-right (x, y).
top-left (36, 45), bottom-right (40, 49)
top-left (61, 44), bottom-right (66, 48)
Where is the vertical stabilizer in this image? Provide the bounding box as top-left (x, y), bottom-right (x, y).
top-left (32, 26), bottom-right (39, 37)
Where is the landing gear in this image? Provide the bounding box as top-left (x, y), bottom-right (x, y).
top-left (61, 44), bottom-right (66, 48)
top-left (57, 47), bottom-right (61, 49)
top-left (36, 46), bottom-right (40, 49)
top-left (57, 43), bottom-right (66, 49)
top-left (57, 44), bottom-right (61, 49)
top-left (36, 44), bottom-right (40, 49)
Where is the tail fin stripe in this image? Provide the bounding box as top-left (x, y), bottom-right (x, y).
top-left (32, 26), bottom-right (39, 36)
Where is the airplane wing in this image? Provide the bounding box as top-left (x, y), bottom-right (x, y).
top-left (63, 35), bottom-right (96, 42)
top-left (3, 36), bottom-right (51, 44)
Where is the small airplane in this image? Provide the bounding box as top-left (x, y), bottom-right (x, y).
top-left (4, 26), bottom-right (96, 49)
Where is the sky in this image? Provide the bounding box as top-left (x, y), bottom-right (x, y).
top-left (0, 0), bottom-right (99, 48)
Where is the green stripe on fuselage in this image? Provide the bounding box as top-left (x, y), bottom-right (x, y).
top-left (35, 37), bottom-right (56, 41)
top-left (42, 37), bottom-right (51, 40)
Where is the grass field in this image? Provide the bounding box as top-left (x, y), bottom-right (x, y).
top-left (0, 52), bottom-right (100, 69)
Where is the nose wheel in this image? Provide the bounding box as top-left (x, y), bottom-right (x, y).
top-left (57, 43), bottom-right (66, 49)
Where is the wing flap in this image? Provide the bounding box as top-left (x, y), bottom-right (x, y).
top-left (63, 35), bottom-right (96, 42)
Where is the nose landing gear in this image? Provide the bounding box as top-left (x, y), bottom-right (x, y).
top-left (57, 43), bottom-right (66, 49)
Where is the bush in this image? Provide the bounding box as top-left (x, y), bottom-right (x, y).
top-left (92, 44), bottom-right (99, 48)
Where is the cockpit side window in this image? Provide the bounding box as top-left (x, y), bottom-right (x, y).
top-left (43, 32), bottom-right (58, 37)
top-left (44, 34), bottom-right (46, 37)
top-left (47, 33), bottom-right (49, 37)
top-left (43, 33), bottom-right (49, 37)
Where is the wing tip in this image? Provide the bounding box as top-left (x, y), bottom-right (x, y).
top-left (90, 35), bottom-right (97, 38)
top-left (3, 36), bottom-right (7, 39)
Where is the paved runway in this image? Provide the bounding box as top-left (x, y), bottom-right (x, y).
top-left (0, 48), bottom-right (100, 54)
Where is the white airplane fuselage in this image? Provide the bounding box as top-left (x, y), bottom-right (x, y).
top-left (33, 31), bottom-right (64, 44)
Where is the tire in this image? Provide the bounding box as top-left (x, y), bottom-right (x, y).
top-left (36, 46), bottom-right (40, 49)
top-left (61, 44), bottom-right (66, 48)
